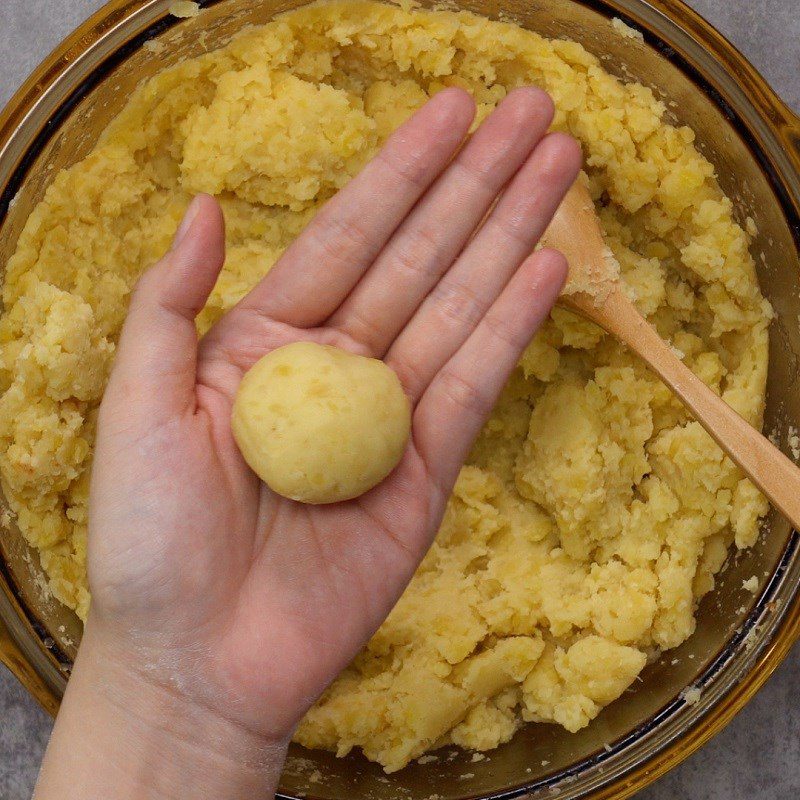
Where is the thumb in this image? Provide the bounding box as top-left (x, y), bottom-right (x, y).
top-left (104, 194), bottom-right (225, 424)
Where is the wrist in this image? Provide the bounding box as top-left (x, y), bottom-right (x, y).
top-left (35, 618), bottom-right (288, 800)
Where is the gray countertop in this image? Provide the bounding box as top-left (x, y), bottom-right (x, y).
top-left (0, 1), bottom-right (798, 798)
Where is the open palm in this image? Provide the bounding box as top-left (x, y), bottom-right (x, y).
top-left (86, 86), bottom-right (580, 743)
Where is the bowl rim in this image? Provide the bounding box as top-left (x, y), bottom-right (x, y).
top-left (1, 2), bottom-right (799, 799)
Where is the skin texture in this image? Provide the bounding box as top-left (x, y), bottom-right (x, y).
top-left (32, 87), bottom-right (580, 799)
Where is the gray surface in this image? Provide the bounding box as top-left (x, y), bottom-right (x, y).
top-left (0, 1), bottom-right (798, 798)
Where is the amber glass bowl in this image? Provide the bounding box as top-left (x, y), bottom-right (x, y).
top-left (1, 1), bottom-right (799, 798)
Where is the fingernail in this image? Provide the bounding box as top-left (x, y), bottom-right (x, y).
top-left (171, 196), bottom-right (202, 250)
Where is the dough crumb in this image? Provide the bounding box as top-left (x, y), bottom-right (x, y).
top-left (611, 17), bottom-right (644, 42)
top-left (669, 343), bottom-right (685, 360)
top-left (681, 686), bottom-right (702, 706)
top-left (0, 507), bottom-right (13, 528)
top-left (788, 425), bottom-right (800, 459)
top-left (742, 575), bottom-right (759, 593)
top-left (743, 626), bottom-right (761, 652)
top-left (168, 1), bottom-right (200, 18)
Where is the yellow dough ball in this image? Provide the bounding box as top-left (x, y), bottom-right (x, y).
top-left (231, 342), bottom-right (411, 504)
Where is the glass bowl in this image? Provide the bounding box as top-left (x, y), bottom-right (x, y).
top-left (1, 1), bottom-right (799, 798)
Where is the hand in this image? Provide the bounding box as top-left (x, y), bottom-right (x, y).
top-left (35, 87), bottom-right (580, 799)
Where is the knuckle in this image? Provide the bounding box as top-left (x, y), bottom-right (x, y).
top-left (314, 213), bottom-right (374, 263)
top-left (389, 225), bottom-right (442, 280)
top-left (407, 223), bottom-right (442, 260)
top-left (320, 328), bottom-right (373, 358)
top-left (129, 264), bottom-right (161, 304)
top-left (339, 305), bottom-right (385, 352)
top-left (377, 146), bottom-right (431, 190)
top-left (430, 278), bottom-right (484, 330)
top-left (387, 355), bottom-right (424, 401)
top-left (483, 311), bottom-right (524, 349)
top-left (452, 155), bottom-right (497, 189)
top-left (438, 369), bottom-right (491, 417)
top-left (485, 209), bottom-right (532, 247)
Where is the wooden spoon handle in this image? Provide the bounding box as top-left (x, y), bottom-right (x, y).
top-left (576, 289), bottom-right (800, 529)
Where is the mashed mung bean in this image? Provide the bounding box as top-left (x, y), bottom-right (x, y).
top-left (0, 0), bottom-right (772, 773)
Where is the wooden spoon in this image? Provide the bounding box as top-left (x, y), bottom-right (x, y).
top-left (541, 180), bottom-right (800, 529)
